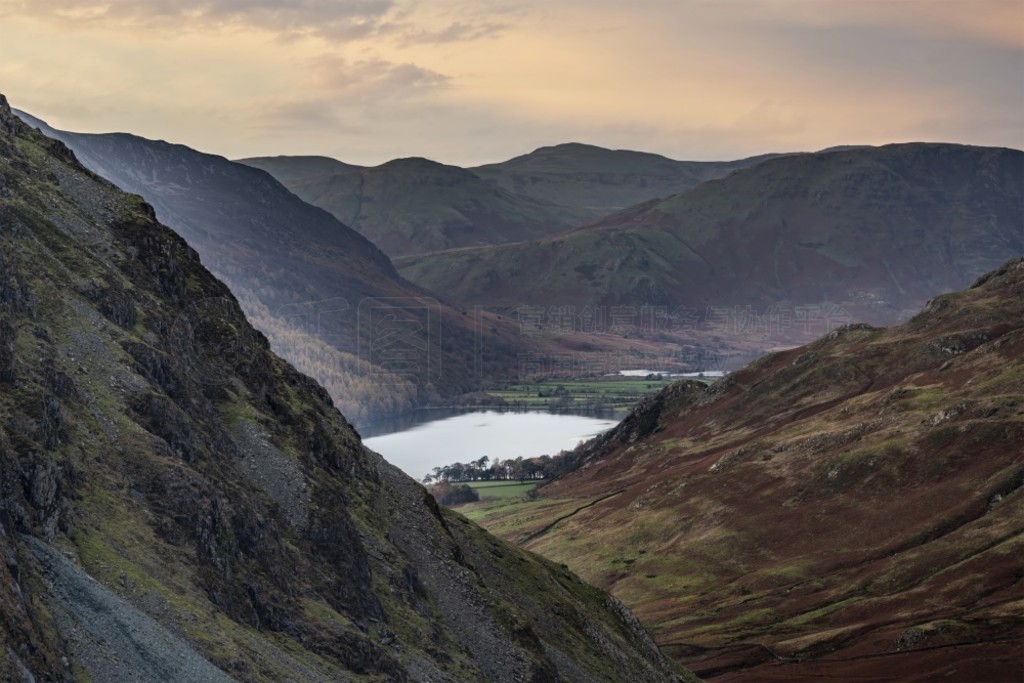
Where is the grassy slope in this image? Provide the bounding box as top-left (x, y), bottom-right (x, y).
top-left (470, 260), bottom-right (1024, 680)
top-left (242, 145), bottom-right (779, 260)
top-left (399, 144), bottom-right (1024, 335)
top-left (470, 143), bottom-right (782, 221)
top-left (0, 95), bottom-right (695, 683)
top-left (240, 156), bottom-right (581, 258)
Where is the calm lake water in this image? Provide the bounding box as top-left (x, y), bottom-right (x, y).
top-left (363, 411), bottom-right (619, 482)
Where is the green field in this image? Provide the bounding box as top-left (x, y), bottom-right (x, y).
top-left (464, 480), bottom-right (544, 499)
top-left (487, 377), bottom-right (677, 412)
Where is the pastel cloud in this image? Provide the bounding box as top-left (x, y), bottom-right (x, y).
top-left (3, 0), bottom-right (396, 39)
top-left (0, 0), bottom-right (1019, 165)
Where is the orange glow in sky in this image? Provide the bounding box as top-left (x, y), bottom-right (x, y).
top-left (1, 0), bottom-right (1021, 165)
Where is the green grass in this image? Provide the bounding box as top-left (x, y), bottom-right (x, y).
top-left (465, 480), bottom-right (543, 498)
top-left (487, 377), bottom-right (677, 411)
top-left (461, 495), bottom-right (592, 540)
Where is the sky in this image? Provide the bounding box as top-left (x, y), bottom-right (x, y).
top-left (1, 0), bottom-right (1021, 166)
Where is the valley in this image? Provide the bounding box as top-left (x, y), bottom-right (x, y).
top-left (4, 3), bottom-right (1023, 682)
top-left (19, 111), bottom-right (752, 428)
top-left (4, 91), bottom-right (1022, 683)
top-left (462, 260), bottom-right (1024, 680)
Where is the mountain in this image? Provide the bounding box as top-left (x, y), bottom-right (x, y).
top-left (469, 259), bottom-right (1024, 680)
top-left (470, 143), bottom-right (784, 222)
top-left (238, 154), bottom-right (363, 182)
top-left (13, 110), bottom-right (535, 426)
top-left (398, 144), bottom-right (1024, 336)
top-left (240, 155), bottom-right (580, 258)
top-left (241, 145), bottom-right (781, 260)
top-left (0, 94), bottom-right (694, 682)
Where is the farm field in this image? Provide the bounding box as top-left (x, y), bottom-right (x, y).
top-left (487, 376), bottom-right (682, 412)
top-left (464, 480), bottom-right (545, 499)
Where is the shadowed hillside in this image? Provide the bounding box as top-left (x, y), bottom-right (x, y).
top-left (240, 155), bottom-right (579, 258)
top-left (0, 93), bottom-right (694, 682)
top-left (471, 143), bottom-right (783, 221)
top-left (469, 259), bottom-right (1024, 681)
top-left (240, 144), bottom-right (779, 259)
top-left (13, 110), bottom-right (537, 425)
top-left (399, 143), bottom-right (1024, 340)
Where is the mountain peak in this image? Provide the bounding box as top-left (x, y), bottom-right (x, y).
top-left (0, 94), bottom-right (27, 135)
top-left (375, 155), bottom-right (449, 170)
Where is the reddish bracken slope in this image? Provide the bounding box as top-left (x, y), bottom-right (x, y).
top-left (489, 258), bottom-right (1024, 681)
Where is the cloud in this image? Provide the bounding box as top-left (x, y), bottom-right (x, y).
top-left (3, 0), bottom-right (1021, 166)
top-left (254, 55), bottom-right (451, 135)
top-left (1, 0), bottom-right (512, 43)
top-left (2, 0), bottom-right (397, 40)
top-left (398, 20), bottom-right (507, 45)
top-left (731, 13), bottom-right (1024, 115)
top-left (256, 99), bottom-right (350, 131)
top-left (305, 55), bottom-right (451, 101)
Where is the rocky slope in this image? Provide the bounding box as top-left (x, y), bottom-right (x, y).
top-left (0, 94), bottom-right (694, 682)
top-left (399, 144), bottom-right (1024, 336)
top-left (470, 259), bottom-right (1024, 680)
top-left (240, 155), bottom-right (580, 258)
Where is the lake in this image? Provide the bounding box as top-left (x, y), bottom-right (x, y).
top-left (363, 410), bottom-right (620, 481)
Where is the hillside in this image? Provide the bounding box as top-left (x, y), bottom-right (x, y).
top-left (0, 93), bottom-right (693, 682)
top-left (399, 144), bottom-right (1024, 337)
top-left (468, 259), bottom-right (1024, 680)
top-left (13, 110), bottom-right (537, 425)
top-left (240, 155), bottom-right (579, 258)
top-left (238, 154), bottom-right (362, 182)
top-left (242, 145), bottom-right (780, 260)
top-left (470, 143), bottom-right (783, 221)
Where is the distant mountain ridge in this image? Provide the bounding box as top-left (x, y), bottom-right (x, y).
top-left (240, 154), bottom-right (578, 257)
top-left (470, 142), bottom-right (785, 219)
top-left (398, 142), bottom-right (1024, 337)
top-left (240, 143), bottom-right (780, 258)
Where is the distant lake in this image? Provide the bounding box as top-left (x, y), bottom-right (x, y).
top-left (363, 410), bottom-right (619, 481)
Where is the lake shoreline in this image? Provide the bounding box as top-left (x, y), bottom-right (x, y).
top-left (363, 410), bottom-right (622, 481)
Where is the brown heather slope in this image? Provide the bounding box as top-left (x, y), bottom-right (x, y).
top-left (471, 259), bottom-right (1024, 681)
top-left (0, 94), bottom-right (694, 682)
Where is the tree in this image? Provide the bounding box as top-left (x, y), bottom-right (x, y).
top-left (430, 482), bottom-right (480, 507)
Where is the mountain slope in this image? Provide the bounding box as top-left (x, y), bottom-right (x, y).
top-left (240, 155), bottom-right (580, 258)
top-left (238, 154), bottom-right (363, 182)
top-left (470, 259), bottom-right (1024, 680)
top-left (470, 143), bottom-right (783, 221)
top-left (13, 110), bottom-right (532, 426)
top-left (399, 144), bottom-right (1024, 334)
top-left (0, 94), bottom-right (693, 682)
